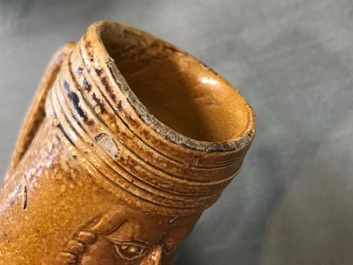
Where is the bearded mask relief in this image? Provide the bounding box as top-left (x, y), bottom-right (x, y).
top-left (0, 21), bottom-right (255, 265)
top-left (55, 207), bottom-right (201, 264)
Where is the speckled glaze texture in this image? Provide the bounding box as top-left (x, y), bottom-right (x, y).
top-left (0, 21), bottom-right (255, 264)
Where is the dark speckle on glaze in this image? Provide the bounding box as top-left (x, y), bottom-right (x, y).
top-left (63, 81), bottom-right (94, 127)
top-left (83, 78), bottom-right (92, 92)
top-left (95, 68), bottom-right (103, 76)
top-left (76, 67), bottom-right (83, 75)
top-left (101, 77), bottom-right (116, 103)
top-left (92, 93), bottom-right (106, 114)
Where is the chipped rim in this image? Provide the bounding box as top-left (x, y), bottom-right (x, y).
top-left (85, 20), bottom-right (256, 154)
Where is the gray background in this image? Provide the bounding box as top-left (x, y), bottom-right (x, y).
top-left (1, 0), bottom-right (353, 264)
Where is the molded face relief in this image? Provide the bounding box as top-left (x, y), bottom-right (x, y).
top-left (56, 206), bottom-right (201, 265)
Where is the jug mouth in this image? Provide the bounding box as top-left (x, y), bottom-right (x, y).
top-left (81, 20), bottom-right (255, 153)
top-left (41, 20), bottom-right (257, 215)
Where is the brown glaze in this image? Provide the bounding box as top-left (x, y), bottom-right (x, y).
top-left (0, 21), bottom-right (255, 264)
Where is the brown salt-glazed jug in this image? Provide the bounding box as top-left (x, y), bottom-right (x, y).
top-left (0, 21), bottom-right (255, 264)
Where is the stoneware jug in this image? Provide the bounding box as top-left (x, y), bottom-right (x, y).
top-left (0, 21), bottom-right (255, 264)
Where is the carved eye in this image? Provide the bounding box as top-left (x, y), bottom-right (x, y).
top-left (115, 243), bottom-right (150, 260)
top-left (164, 242), bottom-right (179, 255)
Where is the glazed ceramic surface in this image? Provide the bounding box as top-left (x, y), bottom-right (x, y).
top-left (0, 21), bottom-right (255, 264)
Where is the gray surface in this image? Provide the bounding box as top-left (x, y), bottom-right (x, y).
top-left (1, 0), bottom-right (353, 264)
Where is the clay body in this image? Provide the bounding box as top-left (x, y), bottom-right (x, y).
top-left (0, 21), bottom-right (255, 264)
